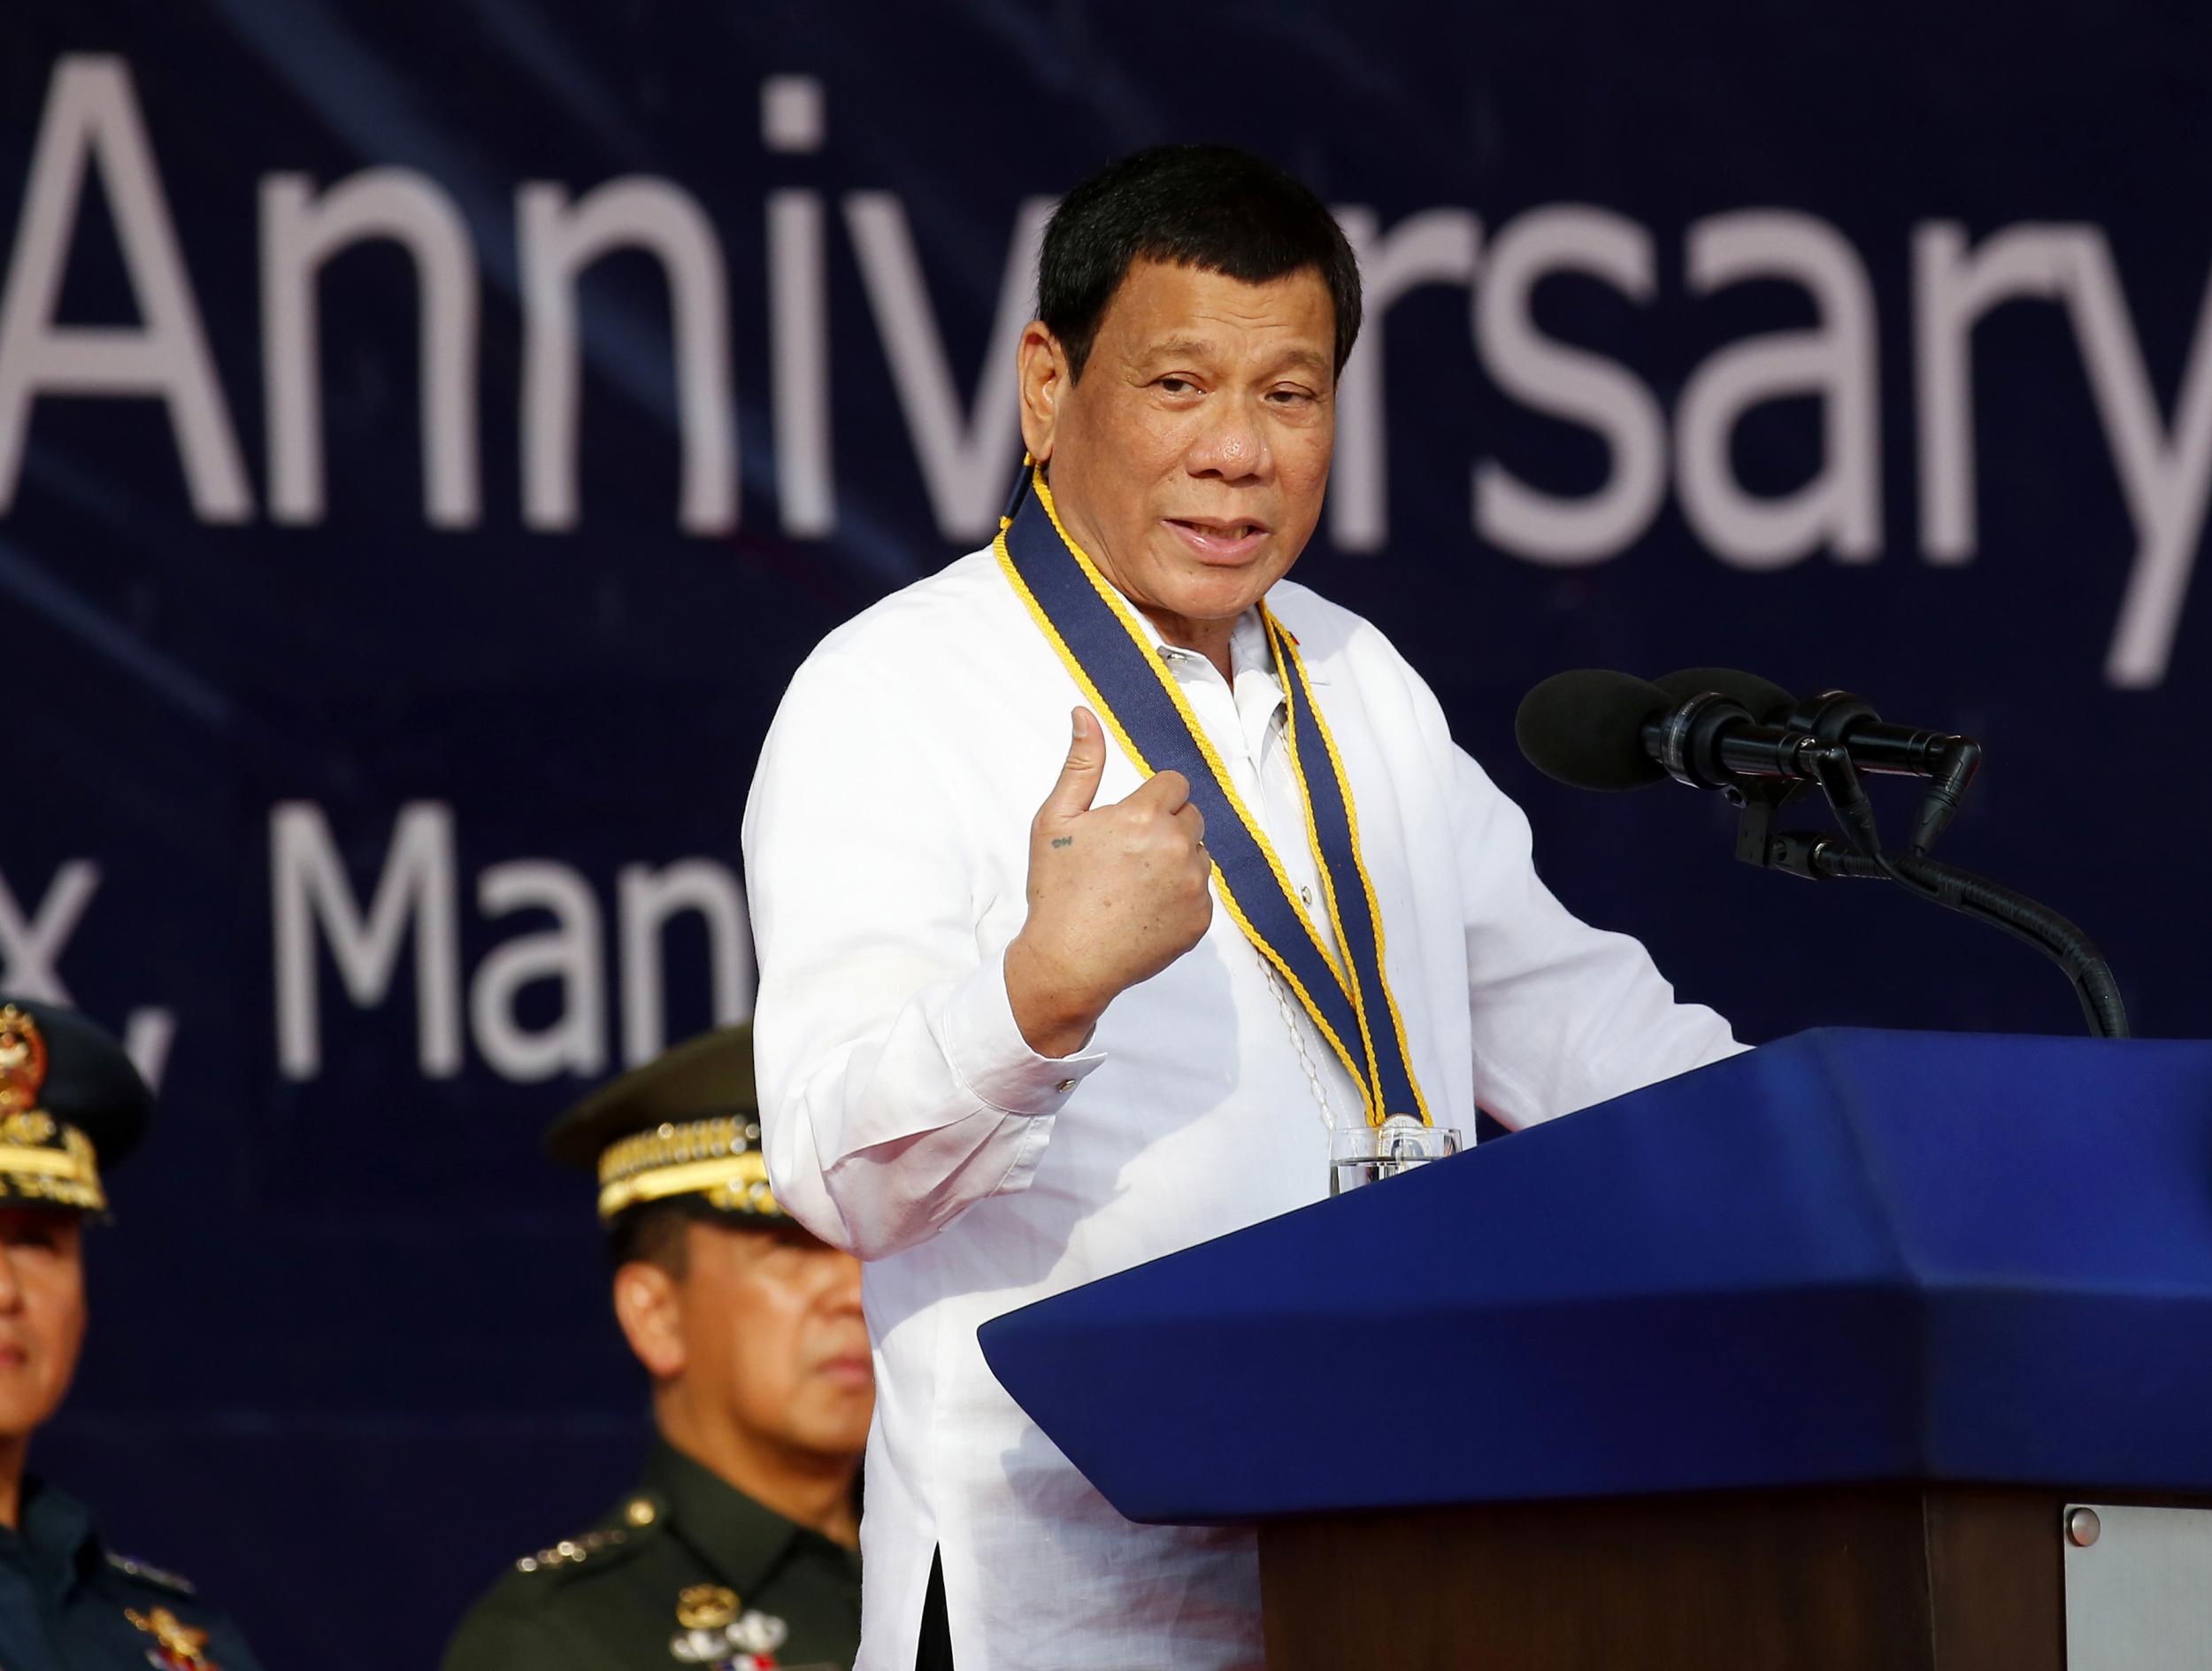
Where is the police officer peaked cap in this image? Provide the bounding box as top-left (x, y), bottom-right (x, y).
top-left (541, 1022), bottom-right (784, 1223)
top-left (0, 997), bottom-right (151, 1213)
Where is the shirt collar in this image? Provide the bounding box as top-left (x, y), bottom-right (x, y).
top-left (0, 1476), bottom-right (101, 1597)
top-left (1226, 611), bottom-right (1276, 682)
top-left (641, 1436), bottom-right (849, 1596)
top-left (1094, 570), bottom-right (1278, 692)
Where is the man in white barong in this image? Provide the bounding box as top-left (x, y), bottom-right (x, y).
top-left (744, 143), bottom-right (1740, 1671)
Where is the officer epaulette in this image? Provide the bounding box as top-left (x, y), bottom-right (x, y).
top-left (106, 1552), bottom-right (199, 1596)
top-left (511, 1493), bottom-right (666, 1579)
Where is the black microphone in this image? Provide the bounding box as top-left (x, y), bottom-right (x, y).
top-left (1511, 670), bottom-right (1671, 791)
top-left (1649, 668), bottom-right (1982, 853)
top-left (1519, 667), bottom-right (1985, 857)
top-left (1515, 670), bottom-right (1824, 795)
top-left (1655, 668), bottom-right (1975, 781)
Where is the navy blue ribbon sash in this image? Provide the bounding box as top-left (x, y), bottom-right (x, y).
top-left (995, 466), bottom-right (1429, 1126)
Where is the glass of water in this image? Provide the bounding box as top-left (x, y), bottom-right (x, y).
top-left (1329, 1115), bottom-right (1463, 1196)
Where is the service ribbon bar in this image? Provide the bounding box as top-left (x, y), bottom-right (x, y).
top-left (996, 466), bottom-right (1430, 1127)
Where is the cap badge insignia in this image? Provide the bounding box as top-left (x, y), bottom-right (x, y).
top-left (126, 1606), bottom-right (219, 1670)
top-left (0, 1006), bottom-right (49, 1115)
top-left (669, 1584), bottom-right (790, 1668)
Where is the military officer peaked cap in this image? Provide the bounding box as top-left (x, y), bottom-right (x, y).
top-left (0, 997), bottom-right (150, 1214)
top-left (542, 1022), bottom-right (786, 1223)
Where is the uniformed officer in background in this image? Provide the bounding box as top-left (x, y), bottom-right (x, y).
top-left (443, 1023), bottom-right (870, 1671)
top-left (0, 997), bottom-right (265, 1671)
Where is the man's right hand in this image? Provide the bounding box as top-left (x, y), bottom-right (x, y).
top-left (1004, 707), bottom-right (1214, 1058)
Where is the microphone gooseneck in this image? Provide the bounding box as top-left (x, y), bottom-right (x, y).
top-left (1863, 852), bottom-right (2126, 1039)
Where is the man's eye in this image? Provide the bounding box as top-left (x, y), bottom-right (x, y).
top-left (1268, 389), bottom-right (1316, 406)
top-left (1158, 376), bottom-right (1197, 395)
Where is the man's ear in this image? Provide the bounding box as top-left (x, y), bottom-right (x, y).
top-left (612, 1259), bottom-right (686, 1382)
top-left (1018, 320), bottom-right (1069, 465)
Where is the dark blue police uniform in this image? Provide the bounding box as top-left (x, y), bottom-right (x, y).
top-left (0, 1479), bottom-right (264, 1671)
top-left (0, 999), bottom-right (271, 1671)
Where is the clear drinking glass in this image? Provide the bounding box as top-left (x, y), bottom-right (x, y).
top-left (1329, 1115), bottom-right (1463, 1196)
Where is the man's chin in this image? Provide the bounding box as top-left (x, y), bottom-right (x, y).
top-left (785, 1393), bottom-right (874, 1459)
top-left (1138, 565), bottom-right (1277, 622)
top-left (0, 1388), bottom-right (58, 1442)
top-left (777, 1432), bottom-right (870, 1473)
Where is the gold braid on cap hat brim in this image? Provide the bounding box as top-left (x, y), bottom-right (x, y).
top-left (0, 1006), bottom-right (104, 1213)
top-left (595, 1115), bottom-right (782, 1221)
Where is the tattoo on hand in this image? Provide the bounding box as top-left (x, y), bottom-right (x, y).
top-left (1051, 836), bottom-right (1073, 849)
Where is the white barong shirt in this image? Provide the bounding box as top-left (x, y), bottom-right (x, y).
top-left (743, 546), bottom-right (1740, 1671)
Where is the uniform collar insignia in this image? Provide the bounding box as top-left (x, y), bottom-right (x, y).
top-left (126, 1605), bottom-right (219, 1670)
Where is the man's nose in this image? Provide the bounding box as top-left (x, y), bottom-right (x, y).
top-left (817, 1249), bottom-right (864, 1313)
top-left (1186, 397), bottom-right (1271, 482)
top-left (0, 1251), bottom-right (24, 1313)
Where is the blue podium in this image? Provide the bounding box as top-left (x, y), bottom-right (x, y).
top-left (980, 1030), bottom-right (2212, 1669)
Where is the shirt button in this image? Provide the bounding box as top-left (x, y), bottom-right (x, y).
top-left (1055, 1079), bottom-right (1077, 1093)
top-left (1300, 886), bottom-right (1313, 905)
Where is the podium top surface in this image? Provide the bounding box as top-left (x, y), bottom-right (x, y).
top-left (979, 1028), bottom-right (2212, 1525)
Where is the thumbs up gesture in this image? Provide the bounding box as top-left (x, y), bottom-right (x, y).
top-left (1004, 707), bottom-right (1215, 1058)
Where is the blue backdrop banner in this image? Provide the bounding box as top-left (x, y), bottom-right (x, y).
top-left (4, 3), bottom-right (2208, 1664)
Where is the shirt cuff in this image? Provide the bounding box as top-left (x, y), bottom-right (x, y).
top-left (942, 950), bottom-right (1107, 1118)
